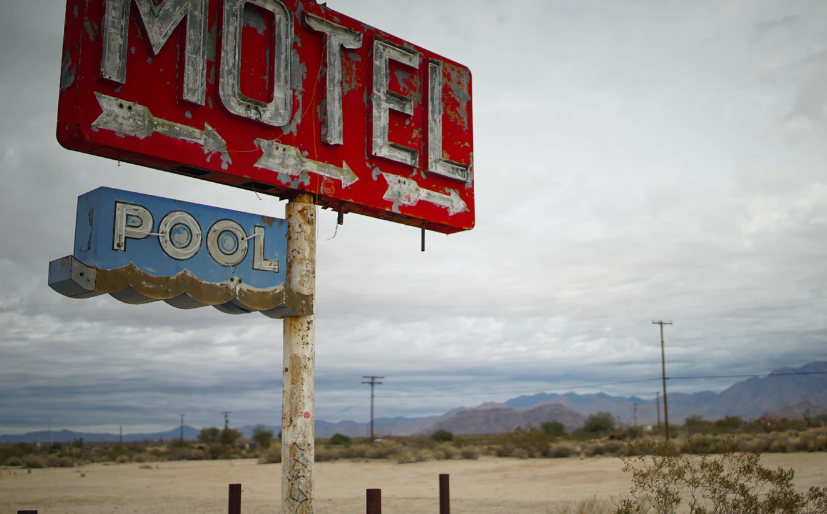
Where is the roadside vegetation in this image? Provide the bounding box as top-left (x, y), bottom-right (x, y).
top-left (3, 412), bottom-right (826, 469)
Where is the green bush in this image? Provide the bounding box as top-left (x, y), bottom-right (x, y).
top-left (431, 429), bottom-right (454, 442)
top-left (584, 412), bottom-right (616, 436)
top-left (328, 433), bottom-right (352, 446)
top-left (198, 427), bottom-right (220, 444)
top-left (252, 426), bottom-right (274, 449)
top-left (541, 421), bottom-right (567, 437)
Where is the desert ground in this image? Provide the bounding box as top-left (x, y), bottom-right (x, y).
top-left (2, 454), bottom-right (826, 514)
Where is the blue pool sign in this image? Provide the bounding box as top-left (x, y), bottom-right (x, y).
top-left (48, 187), bottom-right (310, 317)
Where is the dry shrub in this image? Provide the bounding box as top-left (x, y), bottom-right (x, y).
top-left (394, 448), bottom-right (428, 464)
top-left (547, 497), bottom-right (616, 514)
top-left (769, 437), bottom-right (790, 453)
top-left (258, 443), bottom-right (282, 464)
top-left (48, 456), bottom-right (76, 468)
top-left (115, 455), bottom-right (129, 464)
top-left (617, 437), bottom-right (827, 514)
top-left (315, 446), bottom-right (340, 462)
top-left (366, 443), bottom-right (402, 459)
top-left (494, 444), bottom-right (514, 457)
top-left (547, 444), bottom-right (574, 459)
top-left (22, 455), bottom-right (47, 469)
top-left (459, 446), bottom-right (480, 460)
top-left (168, 448), bottom-right (205, 461)
top-left (132, 453), bottom-right (150, 463)
top-left (588, 441), bottom-right (625, 457)
top-left (433, 444), bottom-right (457, 460)
top-left (139, 464), bottom-right (153, 469)
top-left (3, 456), bottom-right (23, 466)
top-left (513, 448), bottom-right (529, 459)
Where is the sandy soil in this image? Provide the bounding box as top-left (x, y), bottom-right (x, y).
top-left (2, 454), bottom-right (826, 514)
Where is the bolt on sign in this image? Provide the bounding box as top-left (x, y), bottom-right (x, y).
top-left (58, 0), bottom-right (475, 234)
top-left (48, 187), bottom-right (310, 317)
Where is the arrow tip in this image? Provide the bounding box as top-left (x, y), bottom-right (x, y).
top-left (340, 161), bottom-right (359, 188)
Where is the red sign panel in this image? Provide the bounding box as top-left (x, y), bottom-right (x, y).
top-left (58, 0), bottom-right (474, 233)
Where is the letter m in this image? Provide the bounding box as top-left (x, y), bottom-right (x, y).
top-left (100, 0), bottom-right (208, 105)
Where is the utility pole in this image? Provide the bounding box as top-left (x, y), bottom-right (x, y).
top-left (656, 392), bottom-right (661, 428)
top-left (48, 417), bottom-right (53, 446)
top-left (361, 375), bottom-right (384, 441)
top-left (119, 425), bottom-right (123, 446)
top-left (652, 321), bottom-right (672, 440)
top-left (633, 403), bottom-right (638, 427)
top-left (179, 414), bottom-right (186, 444)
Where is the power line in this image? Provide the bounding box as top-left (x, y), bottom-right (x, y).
top-left (372, 370), bottom-right (827, 400)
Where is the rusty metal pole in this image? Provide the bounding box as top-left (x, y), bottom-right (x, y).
top-left (366, 489), bottom-right (382, 514)
top-left (228, 484), bottom-right (242, 514)
top-left (439, 474), bottom-right (450, 514)
top-left (282, 193), bottom-right (317, 514)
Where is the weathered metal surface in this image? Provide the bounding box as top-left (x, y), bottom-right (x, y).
top-left (48, 187), bottom-right (311, 317)
top-left (282, 193), bottom-right (316, 514)
top-left (58, 0), bottom-right (474, 234)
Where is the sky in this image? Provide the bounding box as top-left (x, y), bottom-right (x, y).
top-left (1, 0), bottom-right (826, 435)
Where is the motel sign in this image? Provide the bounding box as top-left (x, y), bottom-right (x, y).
top-left (58, 0), bottom-right (475, 233)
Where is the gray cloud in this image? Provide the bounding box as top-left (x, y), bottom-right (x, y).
top-left (1, 0), bottom-right (826, 434)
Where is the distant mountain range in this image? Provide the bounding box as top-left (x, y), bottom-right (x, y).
top-left (3, 361), bottom-right (825, 442)
top-left (0, 426), bottom-right (201, 444)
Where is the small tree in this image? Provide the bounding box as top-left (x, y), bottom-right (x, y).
top-left (431, 429), bottom-right (454, 442)
top-left (540, 420), bottom-right (567, 437)
top-left (328, 433), bottom-right (352, 446)
top-left (198, 427), bottom-right (220, 444)
top-left (252, 426), bottom-right (274, 449)
top-left (221, 427), bottom-right (242, 446)
top-left (584, 412), bottom-right (616, 435)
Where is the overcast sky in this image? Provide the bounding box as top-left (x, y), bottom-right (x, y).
top-left (1, 0), bottom-right (826, 435)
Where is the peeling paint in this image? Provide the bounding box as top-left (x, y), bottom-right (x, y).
top-left (60, 50), bottom-right (76, 91)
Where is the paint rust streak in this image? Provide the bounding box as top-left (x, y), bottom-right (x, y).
top-left (282, 193), bottom-right (316, 514)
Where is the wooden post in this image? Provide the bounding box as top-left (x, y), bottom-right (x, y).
top-left (228, 483), bottom-right (242, 514)
top-left (439, 474), bottom-right (450, 514)
top-left (366, 488), bottom-right (382, 514)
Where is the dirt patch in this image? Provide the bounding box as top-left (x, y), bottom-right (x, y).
top-left (1, 453), bottom-right (825, 514)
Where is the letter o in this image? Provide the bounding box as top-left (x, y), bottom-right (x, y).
top-left (207, 219), bottom-right (248, 267)
top-left (158, 211), bottom-right (202, 260)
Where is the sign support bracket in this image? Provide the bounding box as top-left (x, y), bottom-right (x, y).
top-left (282, 193), bottom-right (316, 514)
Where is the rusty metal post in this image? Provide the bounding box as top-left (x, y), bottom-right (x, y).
top-left (282, 193), bottom-right (316, 514)
top-left (366, 489), bottom-right (382, 514)
top-left (228, 484), bottom-right (242, 514)
top-left (439, 474), bottom-right (450, 514)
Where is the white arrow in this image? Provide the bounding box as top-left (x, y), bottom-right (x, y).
top-left (381, 172), bottom-right (468, 216)
top-left (254, 139), bottom-right (358, 188)
top-left (92, 92), bottom-right (230, 166)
